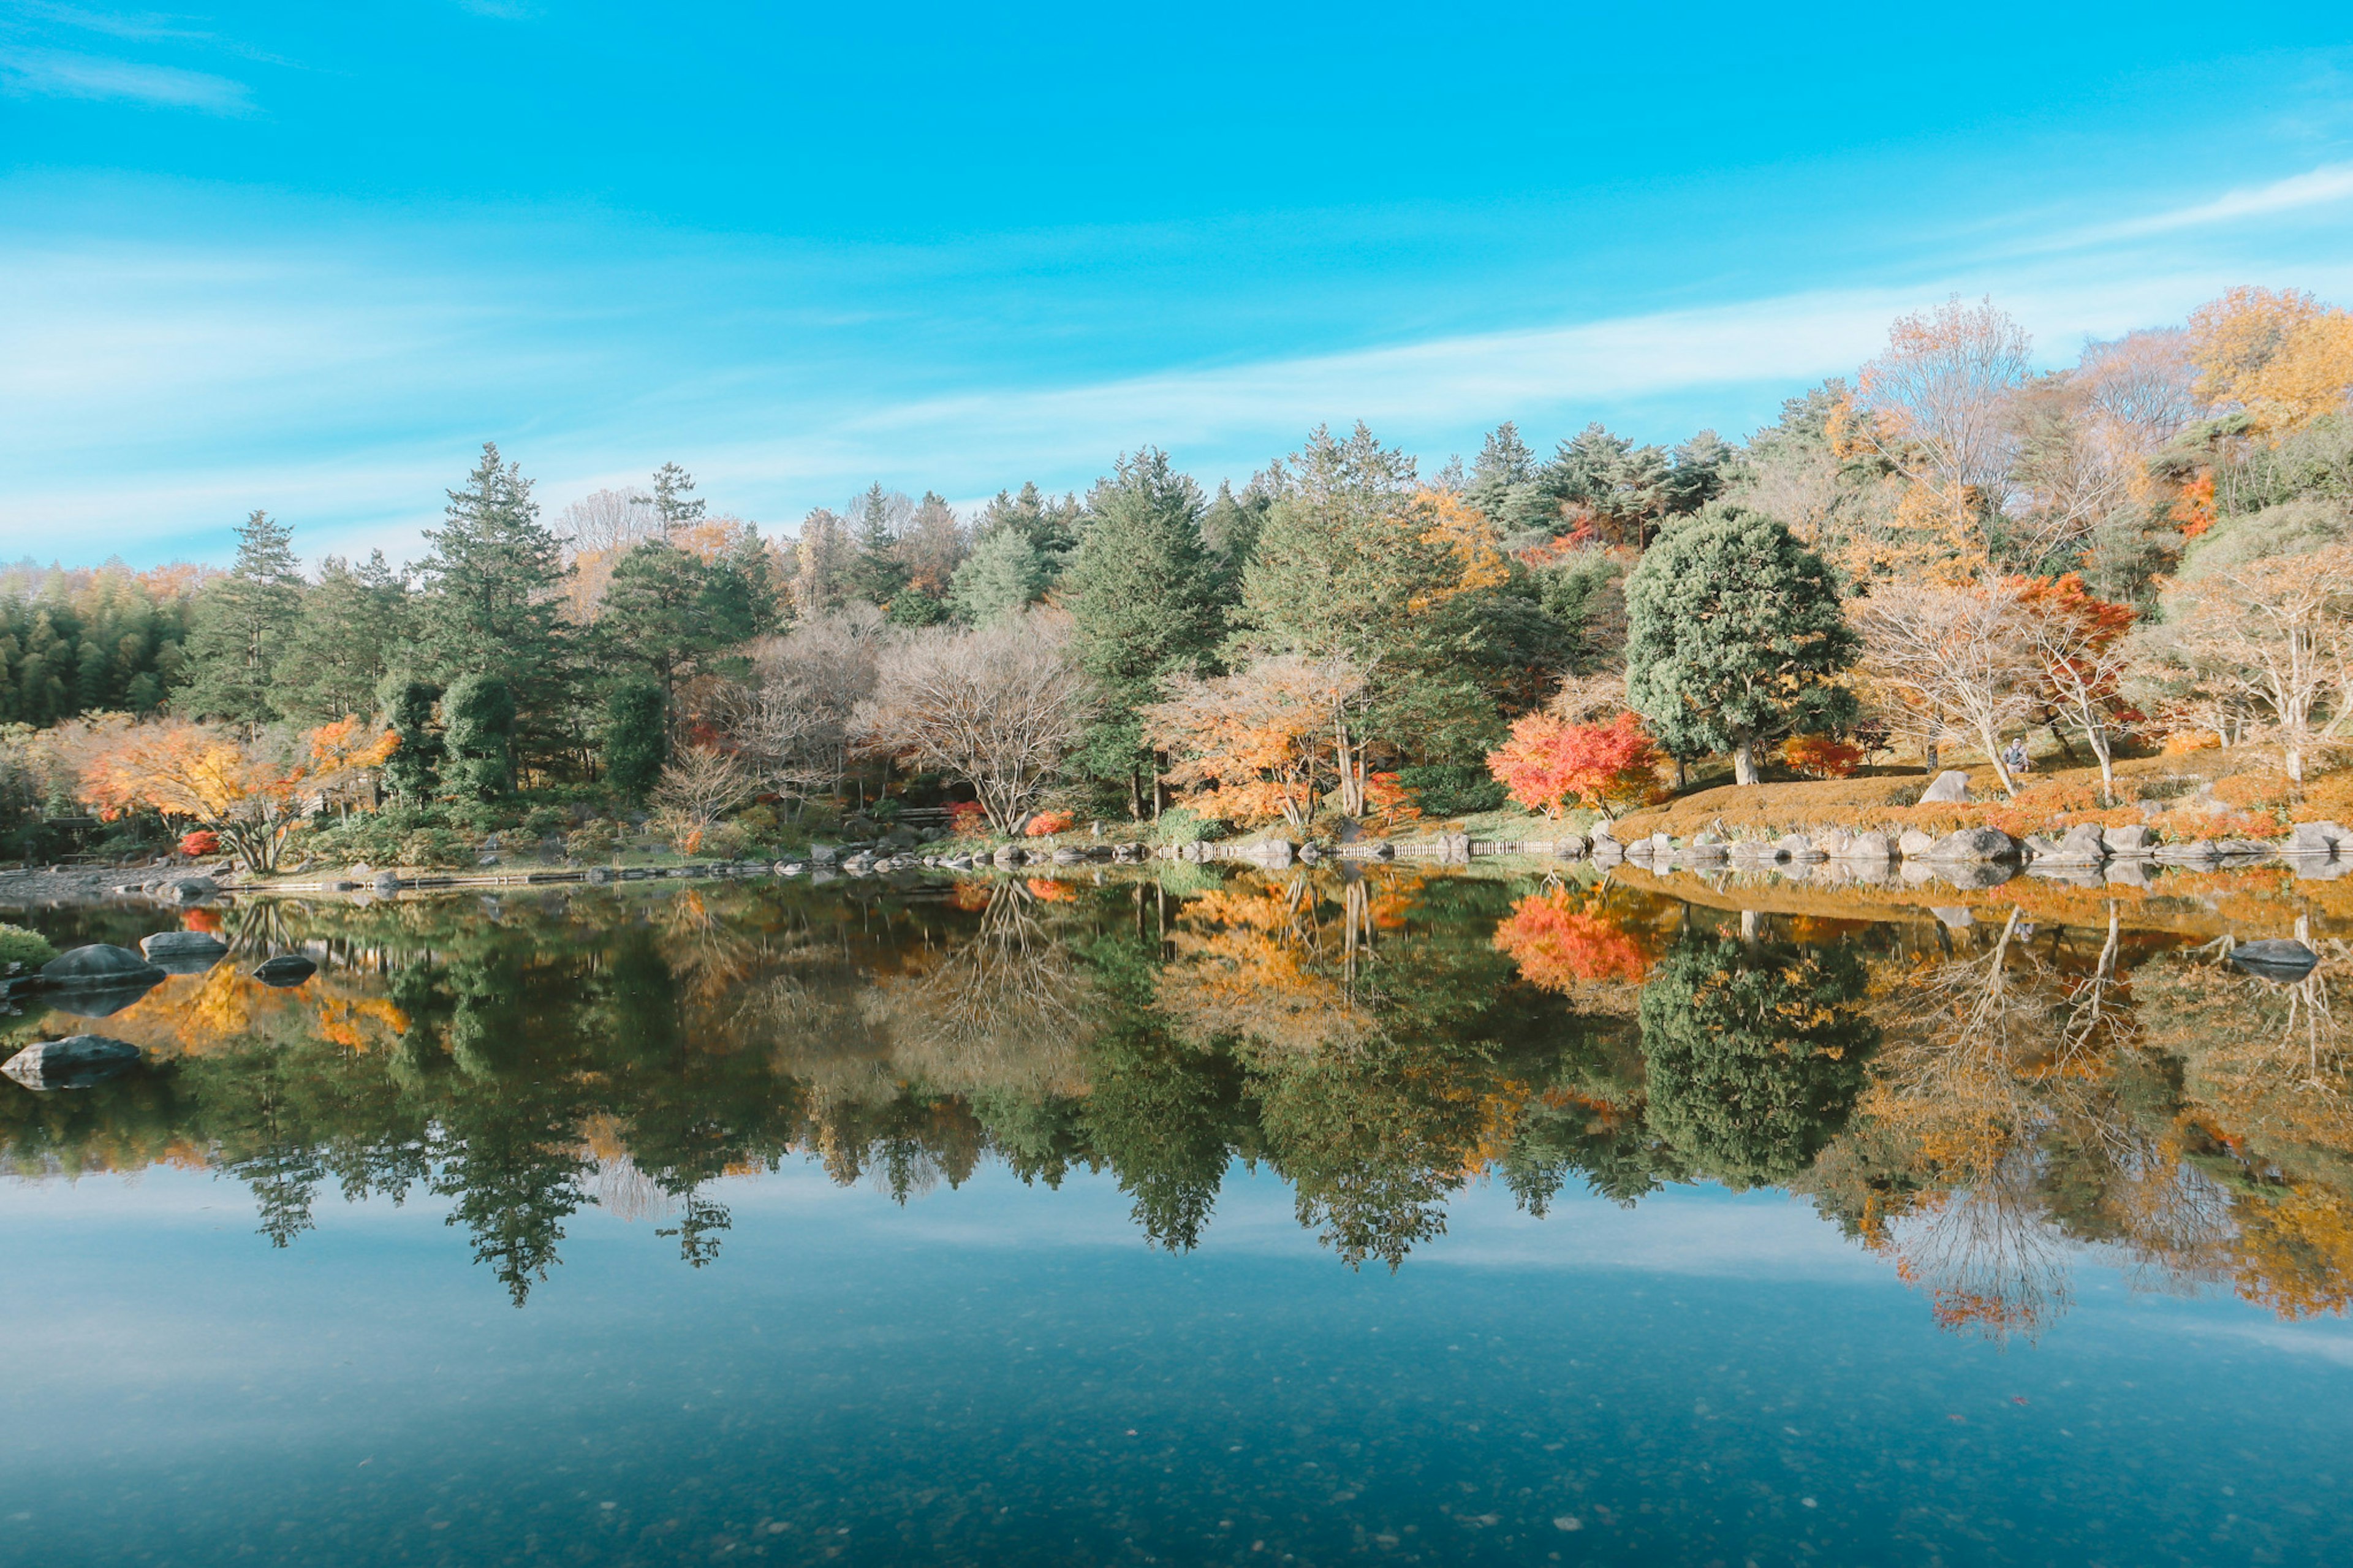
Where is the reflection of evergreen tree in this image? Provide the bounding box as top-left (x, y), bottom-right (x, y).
top-left (1638, 936), bottom-right (1877, 1188)
top-left (1074, 930), bottom-right (1246, 1252)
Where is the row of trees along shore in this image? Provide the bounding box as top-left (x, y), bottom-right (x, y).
top-left (6, 285), bottom-right (2353, 870)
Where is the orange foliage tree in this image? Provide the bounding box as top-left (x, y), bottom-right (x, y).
top-left (83, 723), bottom-right (308, 873)
top-left (82, 718), bottom-right (395, 873)
top-left (1484, 710), bottom-right (1659, 820)
top-left (2188, 286), bottom-right (2353, 433)
top-left (1781, 733), bottom-right (1863, 779)
top-left (1143, 654), bottom-right (1365, 830)
top-left (2013, 573), bottom-right (2138, 802)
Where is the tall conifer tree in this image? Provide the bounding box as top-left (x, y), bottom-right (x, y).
top-left (180, 509), bottom-right (305, 733)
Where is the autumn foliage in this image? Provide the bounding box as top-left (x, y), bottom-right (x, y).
top-left (1485, 710), bottom-right (1659, 820)
top-left (1491, 886), bottom-right (1661, 990)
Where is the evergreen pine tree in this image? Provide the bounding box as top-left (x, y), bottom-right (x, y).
top-left (600, 678), bottom-right (667, 801)
top-left (180, 509), bottom-right (305, 732)
top-left (276, 552), bottom-right (412, 722)
top-left (444, 673), bottom-right (517, 799)
top-left (418, 443), bottom-right (574, 774)
top-left (376, 671), bottom-right (444, 802)
top-left (1064, 449), bottom-right (1229, 815)
top-left (843, 483), bottom-right (911, 606)
top-left (648, 462), bottom-right (706, 537)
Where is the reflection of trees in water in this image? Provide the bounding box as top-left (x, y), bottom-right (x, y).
top-left (12, 877), bottom-right (2353, 1330)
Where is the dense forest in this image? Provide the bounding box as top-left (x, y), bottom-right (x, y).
top-left (6, 284), bottom-right (2352, 866)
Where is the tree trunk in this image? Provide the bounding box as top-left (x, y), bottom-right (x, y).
top-left (1922, 740), bottom-right (1939, 773)
top-left (2089, 725), bottom-right (2115, 806)
top-left (2286, 745), bottom-right (2305, 785)
top-left (1733, 742), bottom-right (1758, 787)
top-left (1979, 724), bottom-right (2018, 797)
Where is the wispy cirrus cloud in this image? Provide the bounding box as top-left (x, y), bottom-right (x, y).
top-left (2044, 162), bottom-right (2353, 249)
top-left (0, 46), bottom-right (251, 113)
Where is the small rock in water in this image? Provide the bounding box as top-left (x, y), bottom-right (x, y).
top-left (251, 953), bottom-right (317, 987)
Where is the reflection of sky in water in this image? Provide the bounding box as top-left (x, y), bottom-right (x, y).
top-left (4, 1161), bottom-right (2349, 1565)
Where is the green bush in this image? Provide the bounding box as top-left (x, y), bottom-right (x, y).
top-left (1393, 763), bottom-right (1507, 816)
top-left (1153, 806), bottom-right (1221, 845)
top-left (396, 828), bottom-right (479, 869)
top-left (565, 820), bottom-right (620, 859)
top-left (0, 923), bottom-right (59, 969)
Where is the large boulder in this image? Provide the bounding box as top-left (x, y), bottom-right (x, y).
top-left (1923, 827), bottom-right (2021, 863)
top-left (140, 930), bottom-right (229, 975)
top-left (2029, 824), bottom-right (2109, 866)
top-left (2155, 839), bottom-right (2219, 866)
top-left (2102, 824), bottom-right (2156, 855)
top-left (159, 877), bottom-right (218, 905)
top-left (1776, 832), bottom-right (1825, 862)
top-left (41, 944), bottom-right (165, 991)
top-left (1896, 828), bottom-right (1937, 859)
top-left (2, 1035), bottom-right (143, 1092)
top-left (2231, 939), bottom-right (2320, 982)
top-left (1917, 770), bottom-right (1972, 805)
top-left (2287, 820), bottom-right (2348, 857)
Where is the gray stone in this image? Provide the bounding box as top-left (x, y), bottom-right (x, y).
top-left (2103, 859), bottom-right (2154, 889)
top-left (140, 930), bottom-right (228, 962)
top-left (1554, 834), bottom-right (1590, 859)
top-left (1297, 843), bottom-right (1322, 864)
top-left (1930, 906), bottom-right (1975, 929)
top-left (1935, 862), bottom-right (2017, 890)
top-left (2287, 820), bottom-right (2348, 856)
top-left (2154, 839), bottom-right (2218, 866)
top-left (1917, 770), bottom-right (1972, 805)
top-left (1924, 827), bottom-right (2020, 863)
top-left (2231, 939), bottom-right (2320, 982)
top-left (809, 843), bottom-right (840, 864)
top-left (1052, 846), bottom-right (1086, 865)
top-left (42, 944), bottom-right (166, 990)
top-left (251, 953), bottom-right (317, 987)
top-left (162, 876), bottom-right (218, 904)
top-left (1251, 838), bottom-right (1296, 869)
top-left (1590, 838), bottom-right (1623, 866)
top-left (993, 845), bottom-right (1026, 868)
top-left (2101, 824), bottom-right (2156, 854)
top-left (1776, 833), bottom-right (1825, 862)
top-left (1897, 828), bottom-right (1937, 858)
top-left (1835, 830), bottom-right (1893, 862)
top-left (2, 1035), bottom-right (143, 1092)
top-left (374, 871), bottom-right (403, 893)
top-left (2216, 838), bottom-right (2276, 859)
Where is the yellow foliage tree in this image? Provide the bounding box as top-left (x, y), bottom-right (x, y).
top-left (2189, 286), bottom-right (2353, 433)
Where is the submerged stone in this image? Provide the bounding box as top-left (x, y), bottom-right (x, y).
top-left (2231, 939), bottom-right (2320, 982)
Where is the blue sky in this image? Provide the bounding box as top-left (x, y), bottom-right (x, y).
top-left (4, 3), bottom-right (2352, 568)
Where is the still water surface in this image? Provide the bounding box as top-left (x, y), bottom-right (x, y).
top-left (3, 867), bottom-right (2350, 1566)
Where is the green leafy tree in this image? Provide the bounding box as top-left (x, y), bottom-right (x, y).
top-left (376, 671), bottom-right (444, 802)
top-left (1624, 504), bottom-right (1859, 785)
top-left (1064, 448), bottom-right (1229, 816)
top-left (599, 678), bottom-right (667, 802)
top-left (1637, 936), bottom-right (1877, 1188)
top-left (275, 552), bottom-right (411, 723)
top-left (180, 509), bottom-right (304, 732)
top-left (443, 672), bottom-right (516, 800)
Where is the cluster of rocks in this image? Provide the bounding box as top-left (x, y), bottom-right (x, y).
top-left (1604, 814), bottom-right (2351, 888)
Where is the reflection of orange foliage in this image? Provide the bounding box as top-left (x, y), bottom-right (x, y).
top-left (2229, 1184), bottom-right (2353, 1319)
top-left (947, 881), bottom-right (994, 911)
top-left (182, 907), bottom-right (223, 934)
top-left (1491, 887), bottom-right (1660, 989)
top-left (1024, 877), bottom-right (1078, 902)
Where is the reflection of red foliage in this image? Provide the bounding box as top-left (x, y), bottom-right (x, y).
top-left (1025, 810), bottom-right (1075, 838)
top-left (182, 907), bottom-right (224, 934)
top-left (1025, 877), bottom-right (1077, 901)
top-left (947, 801), bottom-right (989, 838)
top-left (947, 881), bottom-right (993, 911)
top-left (177, 829), bottom-right (220, 857)
top-left (1492, 888), bottom-right (1658, 988)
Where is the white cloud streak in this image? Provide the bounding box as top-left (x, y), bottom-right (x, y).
top-left (0, 47), bottom-right (251, 112)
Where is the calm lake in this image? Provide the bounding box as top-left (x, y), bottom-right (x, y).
top-left (4, 865), bottom-right (2350, 1566)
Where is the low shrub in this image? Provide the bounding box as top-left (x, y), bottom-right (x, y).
top-left (1152, 806), bottom-right (1219, 846)
top-left (0, 923), bottom-right (58, 969)
top-left (177, 828), bottom-right (220, 858)
top-left (949, 801), bottom-right (991, 838)
top-left (1025, 810), bottom-right (1075, 838)
top-left (1393, 763), bottom-right (1507, 816)
top-left (565, 820), bottom-right (620, 858)
top-left (396, 828), bottom-right (478, 869)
